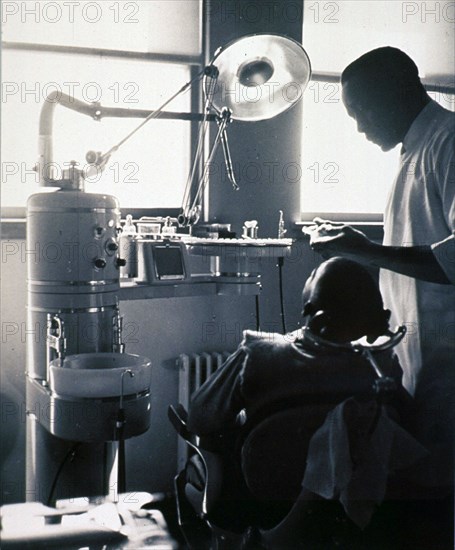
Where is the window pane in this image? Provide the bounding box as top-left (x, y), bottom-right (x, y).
top-left (2, 0), bottom-right (201, 56)
top-left (300, 81), bottom-right (454, 216)
top-left (1, 50), bottom-right (192, 209)
top-left (303, 0), bottom-right (454, 88)
top-left (301, 80), bottom-right (399, 215)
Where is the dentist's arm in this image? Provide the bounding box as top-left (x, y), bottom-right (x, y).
top-left (307, 223), bottom-right (451, 285)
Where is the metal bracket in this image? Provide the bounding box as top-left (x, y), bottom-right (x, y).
top-left (112, 306), bottom-right (125, 354)
top-left (46, 314), bottom-right (67, 377)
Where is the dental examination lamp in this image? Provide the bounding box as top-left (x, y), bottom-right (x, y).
top-left (179, 33), bottom-right (311, 226)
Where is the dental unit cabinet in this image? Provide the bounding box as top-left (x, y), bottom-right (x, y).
top-left (25, 96), bottom-right (152, 504)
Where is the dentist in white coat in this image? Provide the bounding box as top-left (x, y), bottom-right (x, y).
top-left (308, 47), bottom-right (455, 490)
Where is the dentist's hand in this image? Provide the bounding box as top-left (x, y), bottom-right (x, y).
top-left (302, 218), bottom-right (450, 284)
top-left (303, 218), bottom-right (373, 260)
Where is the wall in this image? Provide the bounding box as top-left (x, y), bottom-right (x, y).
top-left (206, 0), bottom-right (316, 328)
top-left (1, 236), bottom-right (27, 504)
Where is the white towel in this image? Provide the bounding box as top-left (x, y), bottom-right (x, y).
top-left (302, 398), bottom-right (428, 529)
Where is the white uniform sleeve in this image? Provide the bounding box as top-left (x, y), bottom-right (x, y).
top-left (431, 234), bottom-right (455, 284)
top-left (431, 130), bottom-right (455, 284)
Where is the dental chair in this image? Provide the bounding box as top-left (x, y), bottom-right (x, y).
top-left (168, 327), bottom-right (430, 549)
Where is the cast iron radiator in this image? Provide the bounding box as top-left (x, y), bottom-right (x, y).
top-left (176, 351), bottom-right (230, 469)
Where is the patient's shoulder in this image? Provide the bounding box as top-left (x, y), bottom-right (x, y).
top-left (241, 329), bottom-right (302, 356)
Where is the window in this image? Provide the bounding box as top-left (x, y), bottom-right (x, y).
top-left (1, 49), bottom-right (192, 209)
top-left (1, 0), bottom-right (202, 213)
top-left (301, 0), bottom-right (455, 218)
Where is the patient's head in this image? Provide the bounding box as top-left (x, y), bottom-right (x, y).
top-left (302, 257), bottom-right (391, 343)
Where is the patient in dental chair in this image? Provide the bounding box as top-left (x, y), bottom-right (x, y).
top-left (185, 258), bottom-right (431, 535)
top-left (188, 257), bottom-right (407, 439)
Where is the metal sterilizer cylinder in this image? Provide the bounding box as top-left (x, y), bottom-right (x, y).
top-left (25, 189), bottom-right (125, 503)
